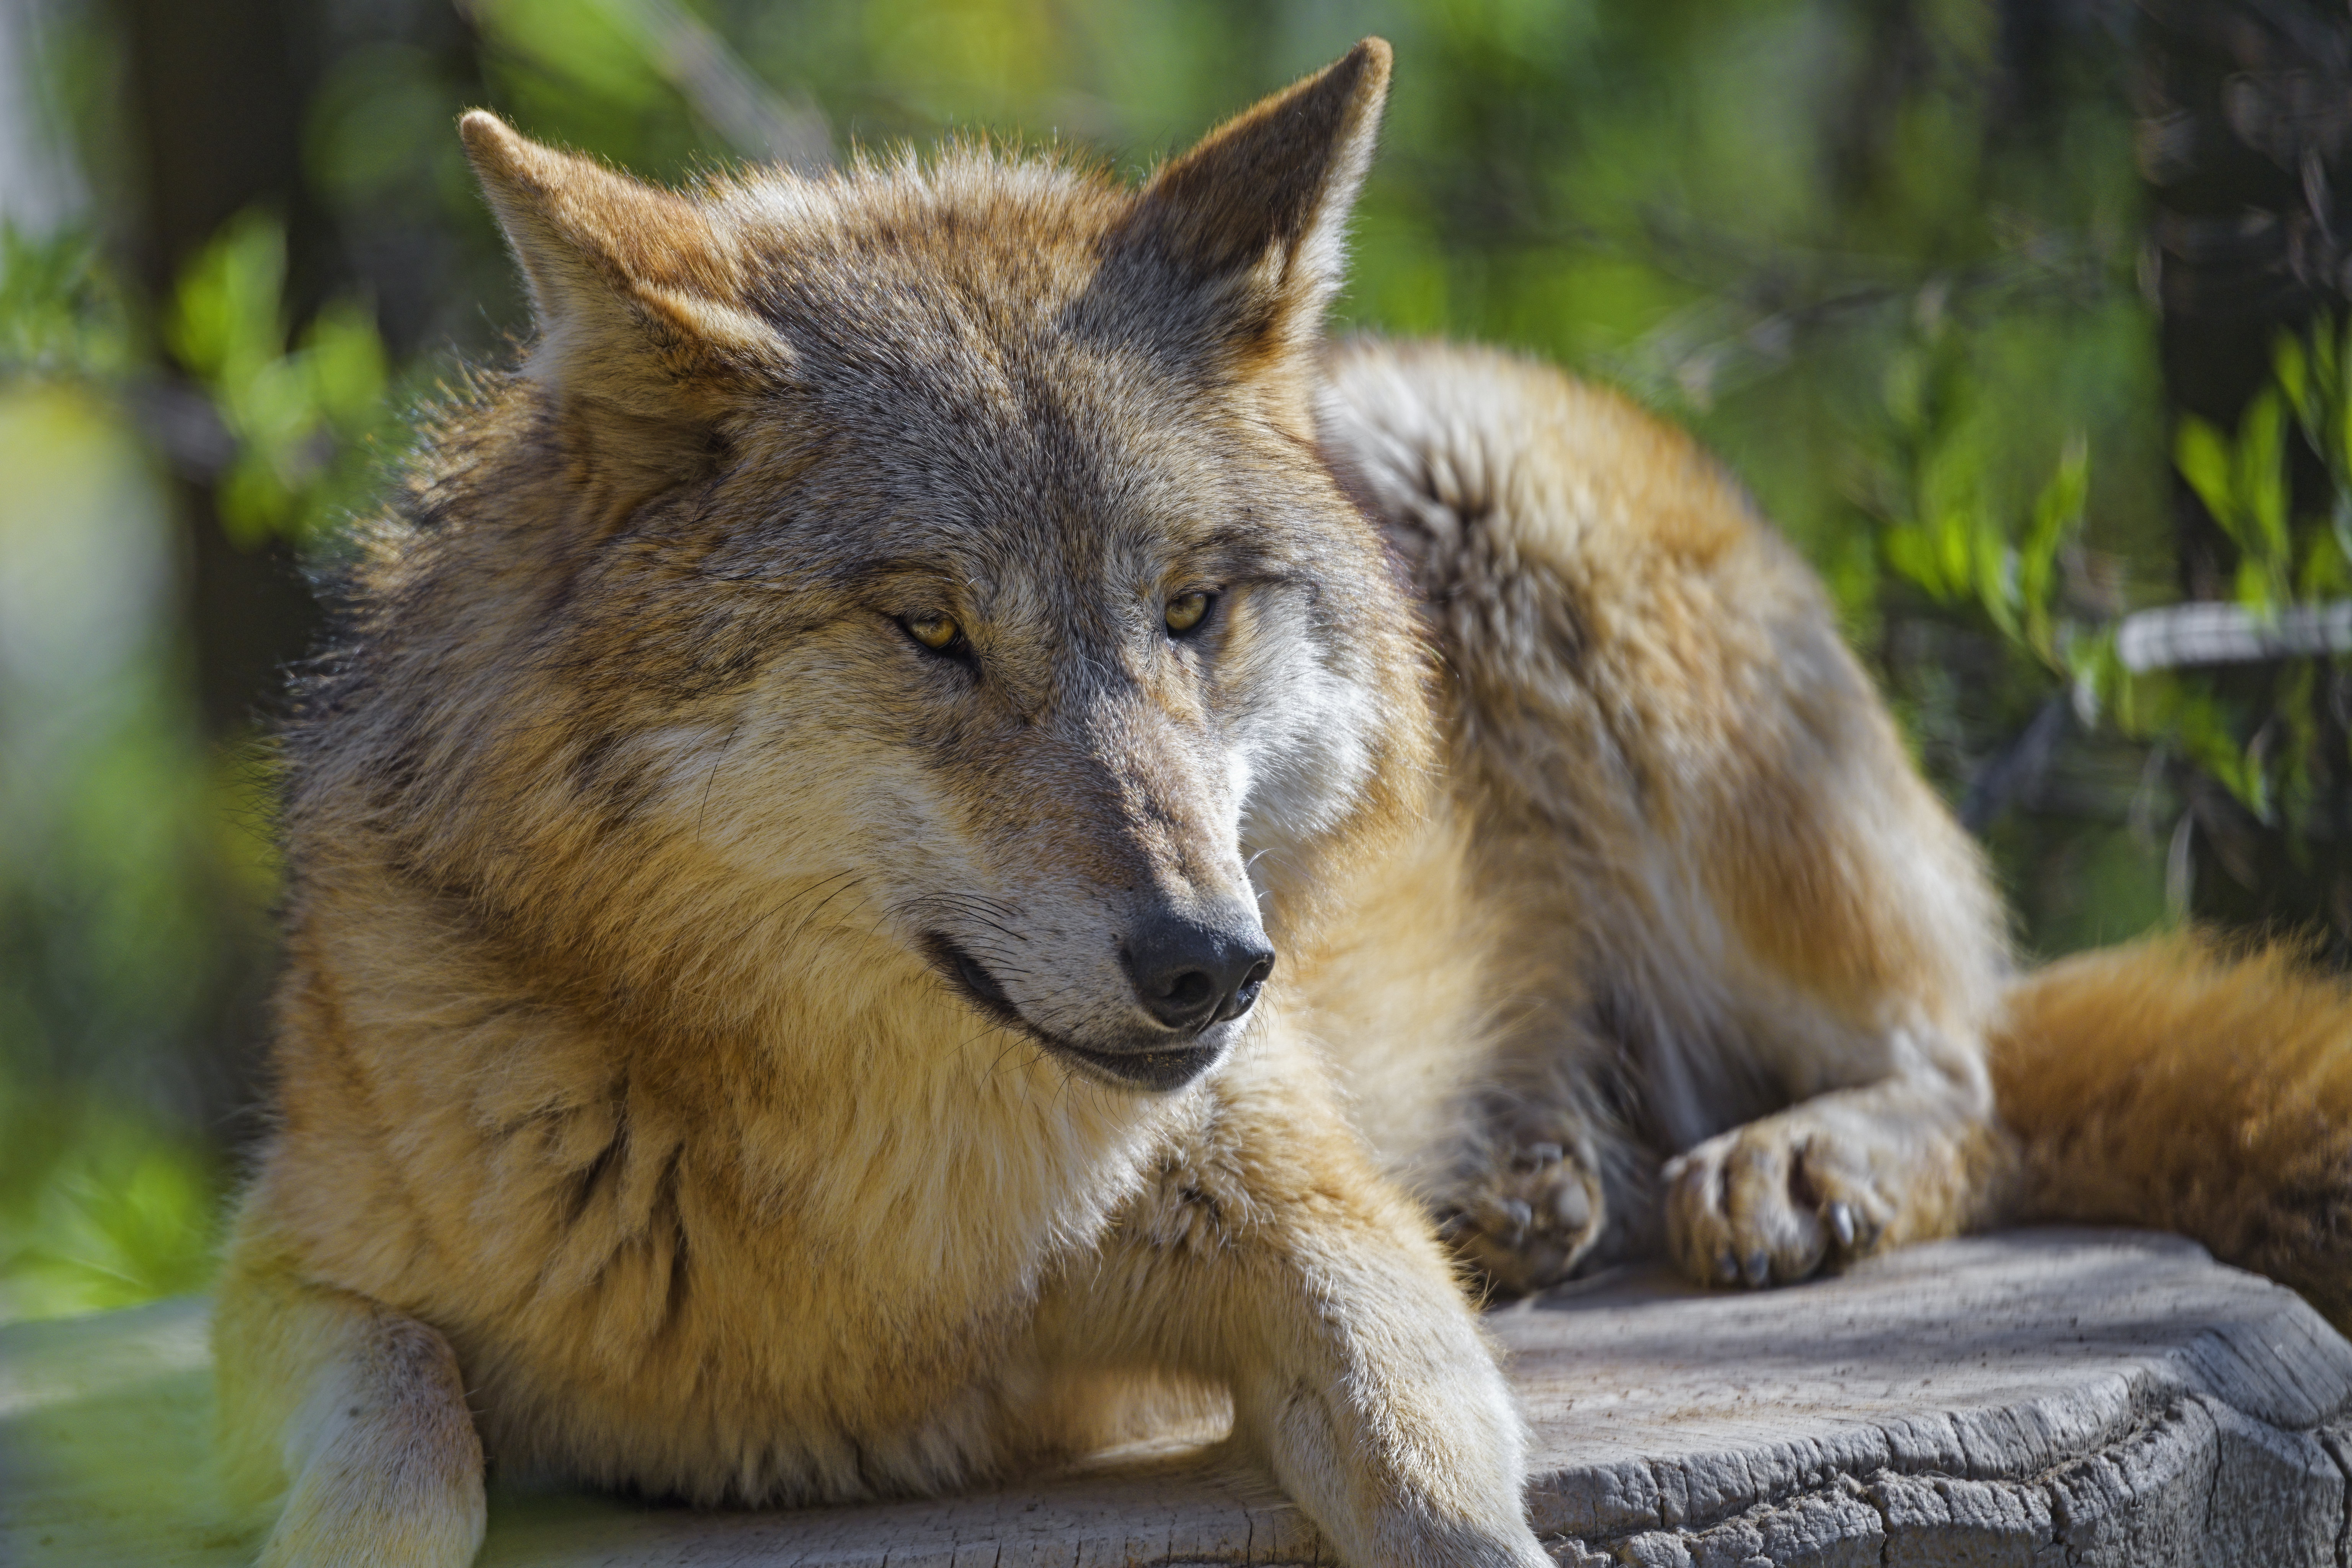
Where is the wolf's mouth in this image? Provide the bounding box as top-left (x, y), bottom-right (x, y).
top-left (921, 934), bottom-right (1226, 1092)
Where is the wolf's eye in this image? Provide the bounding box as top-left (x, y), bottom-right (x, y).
top-left (1164, 591), bottom-right (1213, 636)
top-left (902, 612), bottom-right (965, 655)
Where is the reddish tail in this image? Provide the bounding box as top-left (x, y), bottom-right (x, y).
top-left (1993, 934), bottom-right (2352, 1331)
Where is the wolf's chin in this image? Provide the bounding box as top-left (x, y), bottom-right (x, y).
top-left (921, 934), bottom-right (1230, 1093)
top-left (1051, 1035), bottom-right (1231, 1093)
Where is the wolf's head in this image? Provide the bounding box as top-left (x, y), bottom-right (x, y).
top-left (297, 43), bottom-right (1431, 1098)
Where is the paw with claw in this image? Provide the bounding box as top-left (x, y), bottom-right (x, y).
top-left (1663, 1112), bottom-right (1896, 1289)
top-left (1441, 1133), bottom-right (1607, 1299)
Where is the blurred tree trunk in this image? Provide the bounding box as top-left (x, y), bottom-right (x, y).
top-left (2135, 0), bottom-right (2352, 956)
top-left (113, 0), bottom-right (324, 738)
top-left (108, 0), bottom-right (327, 1124)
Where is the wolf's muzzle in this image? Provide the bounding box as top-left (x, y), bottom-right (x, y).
top-left (923, 929), bottom-right (1265, 1093)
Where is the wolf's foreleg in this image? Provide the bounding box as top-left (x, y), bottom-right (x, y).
top-left (1049, 1083), bottom-right (1548, 1568)
top-left (214, 1233), bottom-right (486, 1568)
top-left (1218, 1217), bottom-right (1548, 1568)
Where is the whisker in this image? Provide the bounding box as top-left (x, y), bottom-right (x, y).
top-left (696, 722), bottom-right (743, 841)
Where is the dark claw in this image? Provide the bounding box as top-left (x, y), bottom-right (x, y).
top-left (1715, 1249), bottom-right (1740, 1285)
top-left (1827, 1200), bottom-right (1856, 1251)
top-left (1743, 1249), bottom-right (1771, 1288)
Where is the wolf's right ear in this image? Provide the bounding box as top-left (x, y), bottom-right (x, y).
top-left (459, 113), bottom-right (789, 465)
top-left (1109, 40), bottom-right (1390, 372)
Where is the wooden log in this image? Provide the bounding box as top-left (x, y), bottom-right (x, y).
top-left (4, 1230), bottom-right (2348, 1566)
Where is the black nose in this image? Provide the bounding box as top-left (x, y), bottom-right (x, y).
top-left (1123, 916), bottom-right (1276, 1033)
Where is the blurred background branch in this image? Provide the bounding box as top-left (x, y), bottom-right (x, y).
top-left (4, 0), bottom-right (2352, 1332)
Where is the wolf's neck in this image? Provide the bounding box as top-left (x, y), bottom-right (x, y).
top-left (718, 963), bottom-right (1195, 1303)
top-left (287, 874), bottom-right (1186, 1323)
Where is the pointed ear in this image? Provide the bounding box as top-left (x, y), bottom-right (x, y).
top-left (458, 113), bottom-right (789, 454)
top-left (1117, 39), bottom-right (1390, 365)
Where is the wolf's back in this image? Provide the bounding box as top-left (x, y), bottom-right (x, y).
top-left (1996, 935), bottom-right (2352, 1329)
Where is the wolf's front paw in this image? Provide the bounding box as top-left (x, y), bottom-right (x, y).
top-left (1380, 1519), bottom-right (1555, 1567)
top-left (1442, 1134), bottom-right (1606, 1298)
top-left (1663, 1114), bottom-right (1893, 1288)
top-left (259, 1456), bottom-right (486, 1568)
top-left (254, 1407), bottom-right (487, 1568)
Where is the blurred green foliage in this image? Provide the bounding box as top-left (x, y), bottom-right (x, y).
top-left (1, 1086), bottom-right (221, 1320)
top-left (0, 0), bottom-right (2325, 1323)
top-left (1864, 304), bottom-right (2352, 852)
top-left (2141, 322), bottom-right (2352, 830)
top-left (0, 227), bottom-right (132, 377)
top-left (0, 232), bottom-right (246, 1321)
top-left (166, 214), bottom-right (393, 548)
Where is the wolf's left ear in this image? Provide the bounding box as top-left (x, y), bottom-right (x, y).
top-left (459, 113), bottom-right (788, 459)
top-left (1115, 39), bottom-right (1390, 367)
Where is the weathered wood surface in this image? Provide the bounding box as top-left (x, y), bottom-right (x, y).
top-left (5, 1229), bottom-right (2350, 1566)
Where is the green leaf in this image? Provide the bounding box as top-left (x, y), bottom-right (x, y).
top-left (2173, 686), bottom-right (2270, 821)
top-left (2174, 415), bottom-right (2236, 534)
top-left (301, 299), bottom-right (388, 433)
top-left (164, 210), bottom-right (286, 385)
top-left (1936, 507), bottom-right (1973, 600)
top-left (2237, 389), bottom-right (2290, 569)
top-left (2318, 316), bottom-right (2345, 415)
top-left (2020, 436), bottom-right (2088, 660)
top-left (2234, 555), bottom-right (2278, 613)
top-left (1882, 522), bottom-right (1944, 598)
top-left (2336, 315), bottom-right (2352, 466)
top-left (2275, 331), bottom-right (2312, 430)
top-left (2300, 523), bottom-right (2352, 598)
top-left (1972, 510), bottom-right (2018, 640)
top-left (233, 354), bottom-right (320, 453)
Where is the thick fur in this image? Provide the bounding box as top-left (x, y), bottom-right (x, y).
top-left (214, 39), bottom-right (2352, 1568)
top-left (1319, 341), bottom-right (2014, 1291)
top-left (1996, 936), bottom-right (2352, 1332)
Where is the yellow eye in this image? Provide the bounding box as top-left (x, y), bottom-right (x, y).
top-left (1164, 591), bottom-right (1212, 635)
top-left (905, 611), bottom-right (963, 652)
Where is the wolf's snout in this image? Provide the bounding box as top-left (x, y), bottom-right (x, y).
top-left (1124, 916), bottom-right (1276, 1033)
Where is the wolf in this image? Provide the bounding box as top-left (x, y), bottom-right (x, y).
top-left (213, 38), bottom-right (2352, 1568)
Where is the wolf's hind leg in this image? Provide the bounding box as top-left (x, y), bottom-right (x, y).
top-left (1324, 341), bottom-right (2018, 1289)
top-left (214, 1235), bottom-right (486, 1568)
